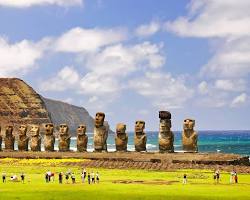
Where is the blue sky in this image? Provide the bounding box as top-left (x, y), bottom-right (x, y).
top-left (0, 0), bottom-right (249, 131)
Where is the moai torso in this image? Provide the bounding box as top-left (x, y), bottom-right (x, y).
top-left (4, 125), bottom-right (15, 151)
top-left (158, 111), bottom-right (174, 153)
top-left (77, 125), bottom-right (88, 152)
top-left (134, 121), bottom-right (147, 152)
top-left (93, 112), bottom-right (108, 152)
top-left (115, 123), bottom-right (128, 152)
top-left (58, 124), bottom-right (71, 152)
top-left (0, 126), bottom-right (2, 151)
top-left (182, 119), bottom-right (198, 152)
top-left (30, 125), bottom-right (41, 151)
top-left (44, 123), bottom-right (55, 151)
top-left (18, 125), bottom-right (29, 151)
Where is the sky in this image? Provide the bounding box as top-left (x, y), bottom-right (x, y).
top-left (0, 0), bottom-right (249, 131)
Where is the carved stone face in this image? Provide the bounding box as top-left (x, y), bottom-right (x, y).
top-left (159, 119), bottom-right (171, 132)
top-left (5, 125), bottom-right (13, 137)
top-left (135, 121), bottom-right (145, 133)
top-left (19, 125), bottom-right (27, 136)
top-left (95, 112), bottom-right (105, 127)
top-left (116, 123), bottom-right (126, 134)
top-left (77, 125), bottom-right (86, 136)
top-left (30, 125), bottom-right (40, 136)
top-left (183, 119), bottom-right (195, 131)
top-left (59, 124), bottom-right (69, 135)
top-left (45, 123), bottom-right (54, 135)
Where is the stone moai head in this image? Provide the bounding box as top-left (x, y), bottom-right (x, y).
top-left (45, 123), bottom-right (54, 135)
top-left (95, 112), bottom-right (105, 128)
top-left (116, 123), bottom-right (126, 135)
top-left (30, 125), bottom-right (40, 137)
top-left (5, 125), bottom-right (13, 137)
top-left (18, 125), bottom-right (28, 136)
top-left (77, 124), bottom-right (86, 136)
top-left (159, 111), bottom-right (172, 132)
top-left (59, 124), bottom-right (69, 135)
top-left (183, 119), bottom-right (195, 131)
top-left (135, 121), bottom-right (145, 134)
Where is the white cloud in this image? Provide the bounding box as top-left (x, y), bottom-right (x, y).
top-left (198, 81), bottom-right (208, 94)
top-left (135, 21), bottom-right (161, 37)
top-left (165, 0), bottom-right (250, 38)
top-left (0, 0), bottom-right (83, 8)
top-left (231, 93), bottom-right (248, 107)
top-left (0, 37), bottom-right (47, 77)
top-left (54, 27), bottom-right (127, 53)
top-left (129, 72), bottom-right (193, 109)
top-left (39, 66), bottom-right (79, 91)
top-left (214, 79), bottom-right (246, 92)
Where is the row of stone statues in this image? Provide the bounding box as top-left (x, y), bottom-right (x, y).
top-left (0, 111), bottom-right (198, 153)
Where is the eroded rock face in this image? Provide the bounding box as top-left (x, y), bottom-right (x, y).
top-left (77, 124), bottom-right (88, 152)
top-left (4, 125), bottom-right (15, 151)
top-left (115, 123), bottom-right (128, 152)
top-left (134, 121), bottom-right (147, 152)
top-left (182, 119), bottom-right (198, 152)
top-left (17, 125), bottom-right (29, 151)
top-left (44, 123), bottom-right (55, 151)
top-left (93, 112), bottom-right (108, 152)
top-left (58, 124), bottom-right (71, 152)
top-left (158, 111), bottom-right (174, 153)
top-left (30, 125), bottom-right (41, 151)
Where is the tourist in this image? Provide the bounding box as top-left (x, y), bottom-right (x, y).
top-left (2, 172), bottom-right (6, 183)
top-left (213, 171), bottom-right (217, 183)
top-left (51, 172), bottom-right (55, 182)
top-left (71, 173), bottom-right (76, 184)
top-left (88, 173), bottom-right (91, 184)
top-left (47, 170), bottom-right (52, 182)
top-left (83, 168), bottom-right (87, 180)
top-left (59, 172), bottom-right (63, 184)
top-left (21, 173), bottom-right (25, 184)
top-left (65, 173), bottom-right (69, 184)
top-left (216, 169), bottom-right (220, 184)
top-left (183, 174), bottom-right (187, 184)
top-left (91, 171), bottom-right (95, 184)
top-left (230, 170), bottom-right (235, 184)
top-left (45, 172), bottom-right (49, 183)
top-left (96, 172), bottom-right (100, 184)
top-left (234, 171), bottom-right (238, 183)
top-left (81, 172), bottom-right (85, 183)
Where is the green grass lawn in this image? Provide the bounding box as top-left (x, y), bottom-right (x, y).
top-left (0, 158), bottom-right (249, 200)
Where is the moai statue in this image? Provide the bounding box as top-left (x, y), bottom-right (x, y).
top-left (77, 124), bottom-right (88, 152)
top-left (158, 111), bottom-right (174, 153)
top-left (17, 125), bottom-right (29, 151)
top-left (4, 125), bottom-right (15, 151)
top-left (115, 123), bottom-right (128, 152)
top-left (134, 121), bottom-right (147, 152)
top-left (93, 112), bottom-right (108, 152)
top-left (0, 126), bottom-right (2, 151)
top-left (29, 125), bottom-right (41, 151)
top-left (182, 119), bottom-right (198, 152)
top-left (58, 124), bottom-right (71, 152)
top-left (44, 123), bottom-right (55, 152)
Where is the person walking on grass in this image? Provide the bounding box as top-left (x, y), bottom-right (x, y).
top-left (83, 168), bottom-right (87, 180)
top-left (59, 172), bottom-right (63, 184)
top-left (65, 173), bottom-right (69, 184)
top-left (216, 170), bottom-right (220, 184)
top-left (88, 173), bottom-right (91, 184)
top-left (2, 172), bottom-right (6, 183)
top-left (71, 173), bottom-right (76, 184)
top-left (234, 171), bottom-right (238, 183)
top-left (183, 174), bottom-right (187, 184)
top-left (81, 172), bottom-right (85, 183)
top-left (91, 171), bottom-right (95, 184)
top-left (20, 173), bottom-right (25, 184)
top-left (230, 170), bottom-right (235, 184)
top-left (45, 172), bottom-right (49, 183)
top-left (96, 172), bottom-right (100, 184)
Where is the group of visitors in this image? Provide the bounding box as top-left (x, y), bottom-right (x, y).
top-left (2, 172), bottom-right (25, 183)
top-left (45, 170), bottom-right (55, 182)
top-left (57, 169), bottom-right (100, 184)
top-left (230, 170), bottom-right (238, 184)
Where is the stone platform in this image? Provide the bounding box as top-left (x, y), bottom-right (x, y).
top-left (0, 151), bottom-right (249, 166)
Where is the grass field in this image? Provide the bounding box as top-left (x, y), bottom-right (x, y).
top-left (0, 158), bottom-right (249, 200)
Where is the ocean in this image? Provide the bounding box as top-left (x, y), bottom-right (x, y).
top-left (9, 130), bottom-right (250, 156)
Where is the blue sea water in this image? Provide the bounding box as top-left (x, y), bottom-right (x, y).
top-left (10, 130), bottom-right (250, 156)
